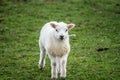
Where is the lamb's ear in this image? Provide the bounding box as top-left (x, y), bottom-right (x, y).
top-left (50, 23), bottom-right (57, 28)
top-left (67, 23), bottom-right (75, 30)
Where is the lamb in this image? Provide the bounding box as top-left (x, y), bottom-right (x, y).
top-left (38, 21), bottom-right (75, 80)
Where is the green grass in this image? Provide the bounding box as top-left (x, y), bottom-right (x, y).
top-left (0, 0), bottom-right (120, 80)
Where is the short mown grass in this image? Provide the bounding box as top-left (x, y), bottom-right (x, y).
top-left (0, 0), bottom-right (120, 80)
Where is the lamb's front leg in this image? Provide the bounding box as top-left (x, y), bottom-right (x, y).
top-left (50, 56), bottom-right (58, 80)
top-left (60, 55), bottom-right (68, 80)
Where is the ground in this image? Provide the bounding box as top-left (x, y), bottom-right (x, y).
top-left (0, 0), bottom-right (120, 80)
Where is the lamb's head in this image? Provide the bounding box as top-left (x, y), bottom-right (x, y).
top-left (50, 22), bottom-right (75, 41)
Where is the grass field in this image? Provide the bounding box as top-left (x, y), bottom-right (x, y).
top-left (0, 0), bottom-right (120, 80)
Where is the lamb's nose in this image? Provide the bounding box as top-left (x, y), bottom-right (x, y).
top-left (60, 35), bottom-right (64, 40)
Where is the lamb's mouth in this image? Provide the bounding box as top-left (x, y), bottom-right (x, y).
top-left (59, 35), bottom-right (64, 40)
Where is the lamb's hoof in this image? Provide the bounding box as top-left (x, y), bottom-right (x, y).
top-left (38, 64), bottom-right (44, 70)
top-left (61, 77), bottom-right (66, 80)
top-left (52, 78), bottom-right (57, 80)
top-left (39, 67), bottom-right (43, 70)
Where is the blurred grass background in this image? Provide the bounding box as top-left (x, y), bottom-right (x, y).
top-left (0, 0), bottom-right (120, 80)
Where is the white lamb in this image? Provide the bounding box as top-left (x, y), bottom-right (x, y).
top-left (38, 21), bottom-right (75, 80)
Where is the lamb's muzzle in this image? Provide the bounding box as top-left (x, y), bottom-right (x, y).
top-left (59, 35), bottom-right (64, 40)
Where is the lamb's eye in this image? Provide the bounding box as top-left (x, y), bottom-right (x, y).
top-left (65, 29), bottom-right (68, 32)
top-left (56, 29), bottom-right (58, 32)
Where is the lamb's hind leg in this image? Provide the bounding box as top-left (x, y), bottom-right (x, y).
top-left (38, 45), bottom-right (46, 70)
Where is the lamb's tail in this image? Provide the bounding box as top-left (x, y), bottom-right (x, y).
top-left (69, 34), bottom-right (76, 37)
